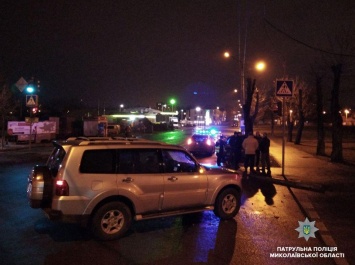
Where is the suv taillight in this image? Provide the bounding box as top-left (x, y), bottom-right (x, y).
top-left (55, 180), bottom-right (69, 196)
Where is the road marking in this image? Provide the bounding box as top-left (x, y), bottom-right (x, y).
top-left (293, 191), bottom-right (349, 265)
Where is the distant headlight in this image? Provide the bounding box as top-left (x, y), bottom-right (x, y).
top-left (187, 138), bottom-right (192, 145)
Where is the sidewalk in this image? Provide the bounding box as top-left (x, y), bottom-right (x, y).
top-left (267, 137), bottom-right (355, 265)
top-left (268, 137), bottom-right (355, 191)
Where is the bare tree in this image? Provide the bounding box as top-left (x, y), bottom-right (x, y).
top-left (327, 28), bottom-right (355, 162)
top-left (0, 82), bottom-right (17, 148)
top-left (315, 74), bottom-right (326, 156)
top-left (330, 64), bottom-right (343, 162)
top-left (294, 87), bottom-right (304, 145)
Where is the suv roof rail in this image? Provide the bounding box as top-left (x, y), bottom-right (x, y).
top-left (77, 139), bottom-right (169, 146)
top-left (57, 137), bottom-right (183, 148)
top-left (66, 136), bottom-right (115, 141)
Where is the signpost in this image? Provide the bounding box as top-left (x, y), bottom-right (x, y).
top-left (276, 80), bottom-right (294, 176)
top-left (25, 95), bottom-right (39, 150)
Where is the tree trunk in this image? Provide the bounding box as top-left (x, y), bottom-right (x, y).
top-left (295, 88), bottom-right (304, 145)
top-left (315, 75), bottom-right (326, 156)
top-left (330, 64), bottom-right (343, 162)
top-left (243, 78), bottom-right (258, 135)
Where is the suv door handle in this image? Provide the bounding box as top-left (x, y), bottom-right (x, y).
top-left (122, 177), bottom-right (133, 183)
top-left (167, 176), bottom-right (178, 182)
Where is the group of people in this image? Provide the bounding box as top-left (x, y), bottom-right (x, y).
top-left (215, 131), bottom-right (271, 176)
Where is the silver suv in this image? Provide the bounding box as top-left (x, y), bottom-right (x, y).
top-left (27, 137), bottom-right (242, 240)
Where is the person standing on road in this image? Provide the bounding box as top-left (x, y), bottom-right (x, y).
top-left (227, 132), bottom-right (237, 168)
top-left (228, 131), bottom-right (243, 169)
top-left (254, 131), bottom-right (262, 172)
top-left (216, 135), bottom-right (227, 166)
top-left (234, 132), bottom-right (244, 169)
top-left (242, 132), bottom-right (259, 175)
top-left (259, 132), bottom-right (271, 176)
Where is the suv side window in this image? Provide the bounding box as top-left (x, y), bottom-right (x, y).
top-left (80, 149), bottom-right (116, 173)
top-left (118, 149), bottom-right (160, 174)
top-left (162, 149), bottom-right (197, 173)
top-left (47, 146), bottom-right (66, 176)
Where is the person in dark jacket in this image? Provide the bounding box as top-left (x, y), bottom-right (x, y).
top-left (259, 132), bottom-right (271, 176)
top-left (228, 131), bottom-right (244, 169)
top-left (216, 135), bottom-right (227, 166)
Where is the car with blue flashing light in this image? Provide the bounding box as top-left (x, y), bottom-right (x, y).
top-left (186, 133), bottom-right (216, 156)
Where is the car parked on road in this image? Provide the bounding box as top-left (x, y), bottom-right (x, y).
top-left (186, 134), bottom-right (216, 157)
top-left (27, 137), bottom-right (242, 240)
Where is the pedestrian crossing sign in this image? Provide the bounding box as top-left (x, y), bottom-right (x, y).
top-left (26, 95), bottom-right (38, 107)
top-left (276, 80), bottom-right (293, 97)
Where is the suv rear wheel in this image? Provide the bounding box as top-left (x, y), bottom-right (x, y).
top-left (91, 201), bottom-right (132, 241)
top-left (214, 188), bottom-right (241, 220)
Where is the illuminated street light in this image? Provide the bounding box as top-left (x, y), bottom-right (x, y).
top-left (344, 109), bottom-right (350, 124)
top-left (255, 61), bottom-right (266, 72)
top-left (290, 109), bottom-right (293, 122)
top-left (170, 98), bottom-right (176, 112)
top-left (224, 52), bottom-right (231, 58)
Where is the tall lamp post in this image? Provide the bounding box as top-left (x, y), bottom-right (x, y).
top-left (224, 51), bottom-right (266, 134)
top-left (224, 51), bottom-right (266, 103)
top-left (224, 52), bottom-right (245, 104)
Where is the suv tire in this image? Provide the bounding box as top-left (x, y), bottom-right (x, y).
top-left (214, 188), bottom-right (241, 220)
top-left (91, 201), bottom-right (132, 241)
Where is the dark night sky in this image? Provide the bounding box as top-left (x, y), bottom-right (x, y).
top-left (1, 0), bottom-right (354, 110)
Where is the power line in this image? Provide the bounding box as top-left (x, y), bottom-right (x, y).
top-left (263, 17), bottom-right (355, 58)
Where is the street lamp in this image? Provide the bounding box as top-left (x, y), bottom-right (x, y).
top-left (289, 109), bottom-right (293, 122)
top-left (224, 52), bottom-right (245, 104)
top-left (255, 61), bottom-right (266, 72)
top-left (224, 52), bottom-right (267, 104)
top-left (344, 109), bottom-right (349, 124)
top-left (170, 99), bottom-right (176, 112)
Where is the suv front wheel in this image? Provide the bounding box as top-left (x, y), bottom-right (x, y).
top-left (91, 201), bottom-right (132, 241)
top-left (214, 188), bottom-right (241, 220)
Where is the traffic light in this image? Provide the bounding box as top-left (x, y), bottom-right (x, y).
top-left (25, 78), bottom-right (40, 94)
top-left (26, 85), bottom-right (35, 94)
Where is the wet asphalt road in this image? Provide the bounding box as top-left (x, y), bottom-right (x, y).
top-left (0, 145), bottom-right (339, 265)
